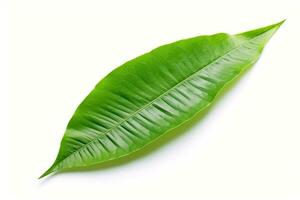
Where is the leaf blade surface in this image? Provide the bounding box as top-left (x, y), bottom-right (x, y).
top-left (41, 21), bottom-right (284, 178)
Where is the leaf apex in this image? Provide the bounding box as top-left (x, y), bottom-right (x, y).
top-left (235, 19), bottom-right (285, 41)
top-left (276, 19), bottom-right (286, 26)
top-left (272, 19), bottom-right (286, 30)
top-left (39, 165), bottom-right (57, 179)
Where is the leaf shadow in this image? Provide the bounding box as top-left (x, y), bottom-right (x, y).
top-left (42, 65), bottom-right (255, 181)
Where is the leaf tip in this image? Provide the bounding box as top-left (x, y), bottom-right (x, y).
top-left (39, 166), bottom-right (56, 179)
top-left (236, 19), bottom-right (285, 42)
top-left (264, 19), bottom-right (286, 39)
top-left (272, 19), bottom-right (286, 30)
top-left (278, 19), bottom-right (286, 25)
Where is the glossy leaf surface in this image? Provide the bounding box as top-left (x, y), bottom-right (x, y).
top-left (41, 21), bottom-right (283, 178)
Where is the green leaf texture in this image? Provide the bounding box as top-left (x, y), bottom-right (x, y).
top-left (40, 21), bottom-right (284, 178)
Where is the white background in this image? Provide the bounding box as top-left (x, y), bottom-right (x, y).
top-left (1, 0), bottom-right (300, 199)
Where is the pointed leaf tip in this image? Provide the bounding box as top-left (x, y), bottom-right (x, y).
top-left (236, 19), bottom-right (285, 40)
top-left (39, 166), bottom-right (56, 179)
top-left (277, 19), bottom-right (286, 26)
top-left (271, 19), bottom-right (286, 30)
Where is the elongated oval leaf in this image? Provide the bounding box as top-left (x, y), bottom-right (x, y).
top-left (40, 21), bottom-right (284, 178)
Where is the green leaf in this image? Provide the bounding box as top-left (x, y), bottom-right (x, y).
top-left (40, 20), bottom-right (284, 178)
